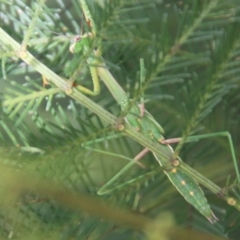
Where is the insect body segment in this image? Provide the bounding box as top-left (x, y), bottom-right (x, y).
top-left (167, 165), bottom-right (218, 223)
top-left (153, 152), bottom-right (217, 223)
top-left (69, 33), bottom-right (93, 54)
top-left (123, 101), bottom-right (165, 140)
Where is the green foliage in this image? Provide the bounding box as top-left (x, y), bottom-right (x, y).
top-left (1, 0), bottom-right (240, 239)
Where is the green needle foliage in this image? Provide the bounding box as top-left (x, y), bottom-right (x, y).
top-left (1, 0), bottom-right (240, 239)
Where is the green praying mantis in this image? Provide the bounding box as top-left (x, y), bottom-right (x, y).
top-left (62, 0), bottom-right (239, 223)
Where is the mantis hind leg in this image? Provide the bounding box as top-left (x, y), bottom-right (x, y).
top-left (97, 148), bottom-right (150, 195)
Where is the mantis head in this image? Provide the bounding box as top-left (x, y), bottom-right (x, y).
top-left (69, 32), bottom-right (93, 54)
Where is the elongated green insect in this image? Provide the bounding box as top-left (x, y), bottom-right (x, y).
top-left (67, 0), bottom-right (235, 223)
top-left (69, 32), bottom-right (219, 223)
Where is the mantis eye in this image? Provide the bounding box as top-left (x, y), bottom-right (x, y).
top-left (74, 35), bottom-right (82, 42)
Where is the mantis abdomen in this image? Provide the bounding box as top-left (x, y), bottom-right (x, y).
top-left (153, 152), bottom-right (217, 223)
top-left (125, 105), bottom-right (217, 223)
